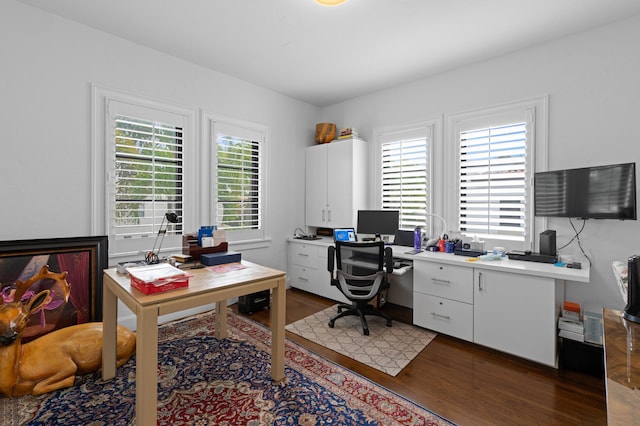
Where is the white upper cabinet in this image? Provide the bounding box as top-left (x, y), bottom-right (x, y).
top-left (305, 138), bottom-right (367, 228)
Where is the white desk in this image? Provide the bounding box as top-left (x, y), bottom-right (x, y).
top-left (288, 236), bottom-right (589, 366)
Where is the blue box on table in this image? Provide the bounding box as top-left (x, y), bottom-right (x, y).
top-left (200, 251), bottom-right (241, 266)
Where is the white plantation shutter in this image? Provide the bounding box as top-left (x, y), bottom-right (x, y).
top-left (216, 136), bottom-right (261, 230)
top-left (213, 122), bottom-right (264, 240)
top-left (381, 128), bottom-right (429, 229)
top-left (459, 122), bottom-right (527, 240)
top-left (113, 115), bottom-right (184, 239)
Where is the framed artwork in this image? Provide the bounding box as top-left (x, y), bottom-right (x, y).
top-left (0, 236), bottom-right (108, 343)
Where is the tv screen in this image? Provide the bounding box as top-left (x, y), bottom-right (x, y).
top-left (357, 210), bottom-right (400, 235)
top-left (534, 162), bottom-right (637, 220)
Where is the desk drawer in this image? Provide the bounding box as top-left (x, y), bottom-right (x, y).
top-left (413, 293), bottom-right (473, 342)
top-left (414, 261), bottom-right (473, 303)
top-left (289, 264), bottom-right (319, 293)
top-left (288, 243), bottom-right (318, 268)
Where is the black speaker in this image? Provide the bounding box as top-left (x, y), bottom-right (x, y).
top-left (540, 230), bottom-right (556, 256)
top-left (624, 255), bottom-right (640, 323)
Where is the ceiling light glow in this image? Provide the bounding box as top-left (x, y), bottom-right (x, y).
top-left (315, 0), bottom-right (347, 6)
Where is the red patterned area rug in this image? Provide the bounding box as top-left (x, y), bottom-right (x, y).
top-left (1, 311), bottom-right (455, 425)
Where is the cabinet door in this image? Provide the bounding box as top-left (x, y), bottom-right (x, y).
top-left (473, 269), bottom-right (557, 366)
top-left (305, 144), bottom-right (328, 227)
top-left (326, 141), bottom-right (354, 227)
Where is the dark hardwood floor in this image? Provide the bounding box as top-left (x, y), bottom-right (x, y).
top-left (231, 288), bottom-right (607, 425)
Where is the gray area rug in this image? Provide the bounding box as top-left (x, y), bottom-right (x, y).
top-left (286, 305), bottom-right (437, 376)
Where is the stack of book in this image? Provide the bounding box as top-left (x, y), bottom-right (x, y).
top-left (558, 301), bottom-right (584, 342)
top-left (338, 128), bottom-right (359, 140)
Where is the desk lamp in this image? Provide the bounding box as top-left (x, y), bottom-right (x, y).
top-left (145, 212), bottom-right (179, 264)
top-left (425, 213), bottom-right (448, 247)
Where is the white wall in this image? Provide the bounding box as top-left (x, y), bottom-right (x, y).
top-left (0, 1), bottom-right (316, 273)
top-left (319, 14), bottom-right (640, 311)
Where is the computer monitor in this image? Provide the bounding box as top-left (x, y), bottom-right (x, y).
top-left (356, 210), bottom-right (399, 239)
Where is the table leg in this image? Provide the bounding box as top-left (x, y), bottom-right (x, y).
top-left (136, 304), bottom-right (158, 426)
top-left (102, 279), bottom-right (118, 380)
top-left (215, 300), bottom-right (227, 340)
top-left (270, 277), bottom-right (286, 381)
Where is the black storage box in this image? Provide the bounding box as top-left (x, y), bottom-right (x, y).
top-left (238, 290), bottom-right (270, 314)
top-left (560, 338), bottom-right (604, 377)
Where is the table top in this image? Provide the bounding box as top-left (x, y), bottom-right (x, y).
top-left (603, 308), bottom-right (640, 425)
top-left (104, 261), bottom-right (285, 306)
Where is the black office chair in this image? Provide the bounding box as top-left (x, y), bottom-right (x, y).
top-left (327, 240), bottom-right (394, 335)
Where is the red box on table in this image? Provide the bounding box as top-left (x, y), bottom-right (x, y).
top-left (127, 263), bottom-right (190, 295)
top-left (130, 275), bottom-right (189, 294)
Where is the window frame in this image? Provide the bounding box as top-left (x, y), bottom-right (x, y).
top-left (91, 86), bottom-right (198, 260)
top-left (373, 118), bottom-right (442, 234)
top-left (202, 112), bottom-right (270, 249)
top-left (445, 97), bottom-right (548, 251)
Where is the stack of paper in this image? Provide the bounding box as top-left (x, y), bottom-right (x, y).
top-left (127, 263), bottom-right (190, 294)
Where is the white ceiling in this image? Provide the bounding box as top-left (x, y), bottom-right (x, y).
top-left (17, 0), bottom-right (640, 106)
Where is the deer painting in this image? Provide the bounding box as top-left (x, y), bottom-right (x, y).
top-left (0, 265), bottom-right (136, 397)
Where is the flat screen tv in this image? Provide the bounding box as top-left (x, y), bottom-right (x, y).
top-left (534, 162), bottom-right (637, 220)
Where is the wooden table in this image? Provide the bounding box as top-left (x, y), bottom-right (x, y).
top-left (102, 261), bottom-right (286, 425)
top-left (603, 308), bottom-right (640, 425)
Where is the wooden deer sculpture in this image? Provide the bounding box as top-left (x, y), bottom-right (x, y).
top-left (0, 266), bottom-right (136, 397)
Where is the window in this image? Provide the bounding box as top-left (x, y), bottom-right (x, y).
top-left (113, 115), bottom-right (184, 240)
top-left (211, 120), bottom-right (266, 243)
top-left (458, 122), bottom-right (527, 240)
top-left (377, 124), bottom-right (434, 231)
top-left (447, 98), bottom-right (547, 249)
top-left (92, 87), bottom-right (196, 258)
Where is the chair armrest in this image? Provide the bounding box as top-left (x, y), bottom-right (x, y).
top-left (328, 246), bottom-right (335, 273)
top-left (384, 246), bottom-right (394, 274)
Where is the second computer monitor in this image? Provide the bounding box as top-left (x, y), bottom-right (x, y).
top-left (357, 210), bottom-right (399, 239)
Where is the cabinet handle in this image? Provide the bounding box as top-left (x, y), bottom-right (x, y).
top-left (432, 278), bottom-right (451, 285)
top-left (478, 272), bottom-right (483, 291)
top-left (327, 209), bottom-right (332, 222)
top-left (431, 312), bottom-right (451, 320)
top-left (298, 253), bottom-right (309, 257)
top-left (322, 209), bottom-right (326, 221)
top-left (298, 276), bottom-right (309, 281)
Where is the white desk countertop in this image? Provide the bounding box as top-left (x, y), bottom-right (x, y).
top-left (289, 236), bottom-right (590, 283)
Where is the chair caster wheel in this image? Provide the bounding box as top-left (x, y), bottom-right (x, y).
top-left (386, 320), bottom-right (392, 327)
top-left (364, 329), bottom-right (370, 336)
top-left (328, 320), bottom-right (335, 328)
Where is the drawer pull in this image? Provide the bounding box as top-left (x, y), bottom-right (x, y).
top-left (431, 312), bottom-right (451, 320)
top-left (298, 253), bottom-right (309, 257)
top-left (431, 278), bottom-right (451, 285)
top-left (298, 276), bottom-right (309, 281)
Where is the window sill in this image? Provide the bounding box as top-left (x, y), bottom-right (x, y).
top-left (228, 237), bottom-right (272, 251)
